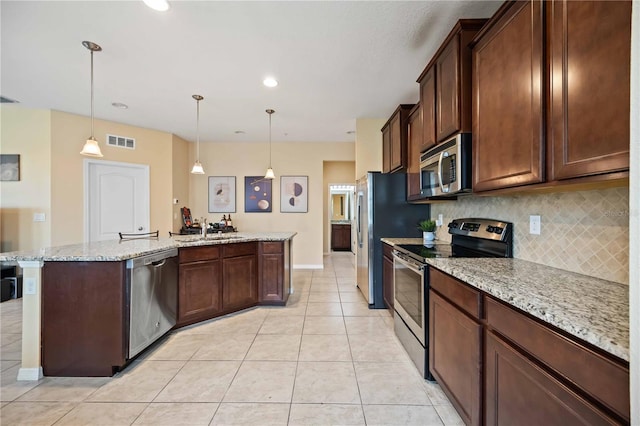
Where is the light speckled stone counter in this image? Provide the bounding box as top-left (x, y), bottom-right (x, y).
top-left (381, 237), bottom-right (426, 245)
top-left (427, 258), bottom-right (629, 362)
top-left (0, 232), bottom-right (296, 262)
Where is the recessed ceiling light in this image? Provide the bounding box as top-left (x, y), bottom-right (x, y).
top-left (143, 0), bottom-right (170, 12)
top-left (234, 130), bottom-right (246, 134)
top-left (263, 78), bottom-right (278, 88)
top-left (112, 102), bottom-right (129, 109)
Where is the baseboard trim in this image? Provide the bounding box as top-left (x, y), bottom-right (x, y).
top-left (17, 367), bottom-right (43, 381)
top-left (293, 264), bottom-right (324, 269)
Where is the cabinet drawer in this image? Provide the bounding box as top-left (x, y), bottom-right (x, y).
top-left (222, 242), bottom-right (257, 258)
top-left (382, 242), bottom-right (394, 259)
top-left (485, 296), bottom-right (629, 421)
top-left (179, 246), bottom-right (220, 263)
top-left (430, 268), bottom-right (481, 319)
top-left (261, 241), bottom-right (283, 254)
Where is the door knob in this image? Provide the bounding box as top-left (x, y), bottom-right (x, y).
top-left (138, 226), bottom-right (143, 231)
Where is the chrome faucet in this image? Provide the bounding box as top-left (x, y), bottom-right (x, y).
top-left (201, 217), bottom-right (207, 237)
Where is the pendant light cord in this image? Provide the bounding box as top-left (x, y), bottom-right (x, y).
top-left (196, 98), bottom-right (200, 161)
top-left (268, 112), bottom-right (272, 167)
top-left (90, 48), bottom-right (94, 139)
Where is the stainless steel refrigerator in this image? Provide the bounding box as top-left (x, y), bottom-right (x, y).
top-left (356, 172), bottom-right (430, 308)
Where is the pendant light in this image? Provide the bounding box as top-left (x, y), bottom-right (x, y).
top-left (80, 41), bottom-right (103, 157)
top-left (264, 109), bottom-right (275, 179)
top-left (191, 94), bottom-right (205, 174)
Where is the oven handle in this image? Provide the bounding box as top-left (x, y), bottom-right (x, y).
top-left (392, 251), bottom-right (424, 274)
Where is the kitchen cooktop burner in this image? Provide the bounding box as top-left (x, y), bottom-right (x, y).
top-left (394, 218), bottom-right (514, 263)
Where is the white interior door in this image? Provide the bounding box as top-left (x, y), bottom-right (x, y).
top-left (85, 160), bottom-right (150, 242)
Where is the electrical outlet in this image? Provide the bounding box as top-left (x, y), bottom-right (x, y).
top-left (436, 214), bottom-right (444, 227)
top-left (33, 213), bottom-right (46, 222)
top-left (529, 215), bottom-right (541, 235)
top-left (25, 277), bottom-right (37, 295)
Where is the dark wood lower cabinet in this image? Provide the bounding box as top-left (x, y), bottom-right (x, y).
top-left (429, 289), bottom-right (482, 426)
top-left (222, 254), bottom-right (258, 311)
top-left (259, 241), bottom-right (290, 305)
top-left (382, 242), bottom-right (394, 310)
top-left (42, 262), bottom-right (127, 377)
top-left (331, 224), bottom-right (351, 251)
top-left (485, 331), bottom-right (618, 425)
top-left (178, 260), bottom-right (222, 325)
top-left (428, 267), bottom-right (630, 424)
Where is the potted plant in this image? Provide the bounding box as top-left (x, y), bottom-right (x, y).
top-left (418, 219), bottom-right (437, 243)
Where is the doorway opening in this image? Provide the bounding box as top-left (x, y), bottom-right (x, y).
top-left (328, 184), bottom-right (355, 253)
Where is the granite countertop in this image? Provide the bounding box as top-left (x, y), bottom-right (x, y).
top-left (381, 237), bottom-right (427, 245)
top-left (427, 257), bottom-right (629, 362)
top-left (0, 232), bottom-right (296, 262)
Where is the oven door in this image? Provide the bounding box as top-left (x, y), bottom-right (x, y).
top-left (393, 251), bottom-right (426, 345)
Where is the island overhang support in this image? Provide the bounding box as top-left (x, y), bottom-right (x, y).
top-left (16, 260), bottom-right (44, 381)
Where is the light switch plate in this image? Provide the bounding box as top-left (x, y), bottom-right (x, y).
top-left (25, 277), bottom-right (37, 295)
top-left (436, 214), bottom-right (443, 227)
top-left (529, 215), bottom-right (541, 235)
top-left (33, 213), bottom-right (46, 222)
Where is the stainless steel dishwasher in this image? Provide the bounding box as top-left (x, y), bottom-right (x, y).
top-left (126, 248), bottom-right (178, 359)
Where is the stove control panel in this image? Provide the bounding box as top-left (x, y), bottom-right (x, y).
top-left (448, 218), bottom-right (512, 241)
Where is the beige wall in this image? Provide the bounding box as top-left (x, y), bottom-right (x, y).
top-left (0, 105), bottom-right (52, 252)
top-left (322, 161), bottom-right (356, 253)
top-left (187, 142), bottom-right (355, 268)
top-left (50, 110), bottom-right (174, 245)
top-left (0, 107), bottom-right (176, 249)
top-left (171, 134), bottom-right (190, 232)
top-left (355, 118), bottom-right (385, 180)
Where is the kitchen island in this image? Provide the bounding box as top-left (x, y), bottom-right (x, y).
top-left (0, 232), bottom-right (295, 379)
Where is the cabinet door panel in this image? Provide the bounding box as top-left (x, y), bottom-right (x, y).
top-left (429, 290), bottom-right (481, 426)
top-left (420, 68), bottom-right (437, 152)
top-left (472, 1), bottom-right (544, 191)
top-left (223, 255), bottom-right (258, 310)
top-left (485, 331), bottom-right (618, 426)
top-left (178, 260), bottom-right (222, 324)
top-left (260, 253), bottom-right (284, 303)
top-left (436, 36), bottom-right (460, 141)
top-left (382, 125), bottom-right (391, 173)
top-left (548, 0), bottom-right (631, 180)
top-left (390, 113), bottom-right (403, 171)
top-left (407, 104), bottom-right (422, 199)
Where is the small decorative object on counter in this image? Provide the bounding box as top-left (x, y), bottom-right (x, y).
top-left (227, 214), bottom-right (233, 228)
top-left (418, 219), bottom-right (436, 243)
top-left (220, 215), bottom-right (227, 228)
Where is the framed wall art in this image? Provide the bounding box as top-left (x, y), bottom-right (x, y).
top-left (280, 175), bottom-right (308, 213)
top-left (244, 176), bottom-right (272, 212)
top-left (0, 154), bottom-right (20, 181)
top-left (208, 176), bottom-right (236, 213)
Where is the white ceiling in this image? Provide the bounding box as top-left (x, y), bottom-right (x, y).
top-left (1, 1), bottom-right (501, 144)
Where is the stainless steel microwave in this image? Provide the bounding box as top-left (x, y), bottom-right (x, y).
top-left (420, 133), bottom-right (472, 197)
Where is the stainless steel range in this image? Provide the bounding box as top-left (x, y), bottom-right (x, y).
top-left (392, 218), bottom-right (513, 380)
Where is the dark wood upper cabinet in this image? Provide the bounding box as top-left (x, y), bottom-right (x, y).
top-left (382, 125), bottom-right (391, 173)
top-left (381, 104), bottom-right (414, 173)
top-left (406, 103), bottom-right (423, 200)
top-left (472, 0), bottom-right (545, 192)
top-left (547, 0), bottom-right (631, 180)
top-left (417, 19), bottom-right (486, 150)
top-left (420, 68), bottom-right (436, 152)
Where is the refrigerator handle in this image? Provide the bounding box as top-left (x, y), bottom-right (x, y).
top-left (356, 193), bottom-right (363, 248)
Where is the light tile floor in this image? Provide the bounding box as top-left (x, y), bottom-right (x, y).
top-left (0, 252), bottom-right (461, 425)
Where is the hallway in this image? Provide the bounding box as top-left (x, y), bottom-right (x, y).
top-left (0, 252), bottom-right (460, 425)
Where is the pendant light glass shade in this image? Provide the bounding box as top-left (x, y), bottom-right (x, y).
top-left (80, 41), bottom-right (103, 158)
top-left (264, 109), bottom-right (275, 179)
top-left (191, 94), bottom-right (205, 175)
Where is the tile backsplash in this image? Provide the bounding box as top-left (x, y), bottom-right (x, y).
top-left (431, 187), bottom-right (629, 284)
